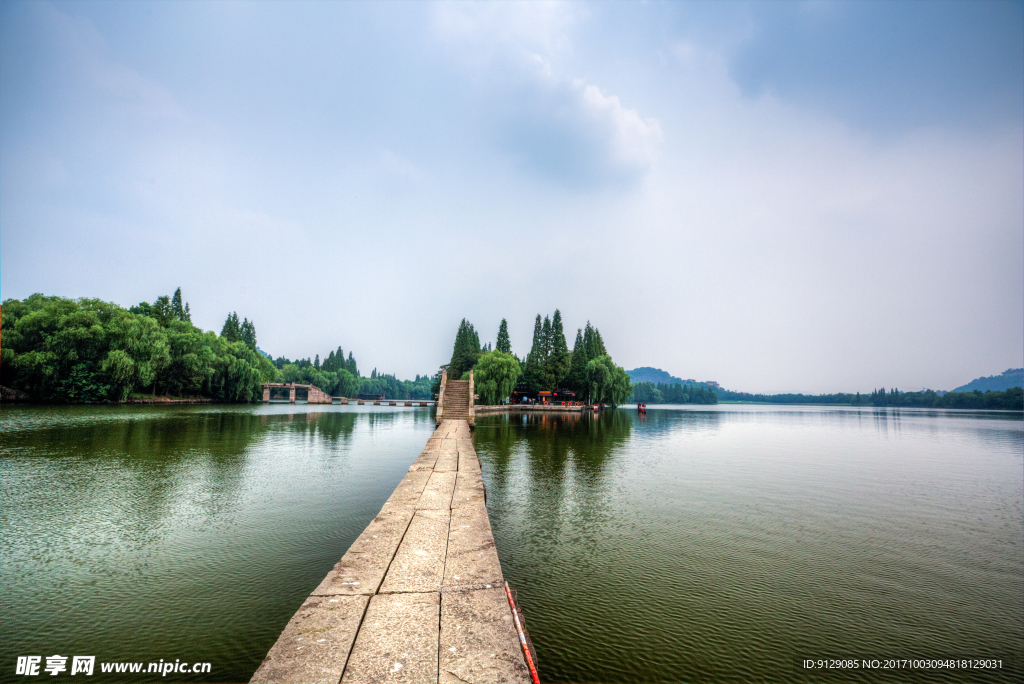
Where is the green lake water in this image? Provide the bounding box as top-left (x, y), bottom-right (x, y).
top-left (2, 403), bottom-right (1021, 683)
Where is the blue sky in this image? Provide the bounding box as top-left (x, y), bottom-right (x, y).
top-left (2, 1), bottom-right (1021, 393)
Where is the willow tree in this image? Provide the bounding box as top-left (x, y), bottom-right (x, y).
top-left (472, 350), bottom-right (522, 405)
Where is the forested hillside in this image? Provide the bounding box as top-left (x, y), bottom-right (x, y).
top-left (952, 368), bottom-right (1023, 393)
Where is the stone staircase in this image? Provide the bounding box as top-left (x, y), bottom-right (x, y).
top-left (442, 380), bottom-right (470, 420)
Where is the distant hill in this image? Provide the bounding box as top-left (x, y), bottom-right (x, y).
top-left (952, 368), bottom-right (1023, 393)
top-left (626, 367), bottom-right (692, 386)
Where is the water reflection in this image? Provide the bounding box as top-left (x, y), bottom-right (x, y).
top-left (0, 405), bottom-right (434, 683)
top-left (474, 406), bottom-right (1024, 684)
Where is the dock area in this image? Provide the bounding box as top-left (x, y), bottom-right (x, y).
top-left (250, 418), bottom-right (531, 684)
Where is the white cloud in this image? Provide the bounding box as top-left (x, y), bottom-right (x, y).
top-left (41, 3), bottom-right (185, 120)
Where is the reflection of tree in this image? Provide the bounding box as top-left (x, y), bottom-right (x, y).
top-left (280, 410), bottom-right (359, 444)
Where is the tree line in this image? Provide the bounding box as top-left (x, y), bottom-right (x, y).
top-left (867, 387), bottom-right (1022, 410)
top-left (444, 311), bottom-right (632, 406)
top-left (628, 381), bottom-right (718, 405)
top-left (0, 291), bottom-right (438, 403)
top-left (1, 291), bottom-right (277, 402)
top-left (716, 386), bottom-right (1021, 410)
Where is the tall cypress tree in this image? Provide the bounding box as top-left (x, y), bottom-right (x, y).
top-left (523, 315), bottom-right (544, 392)
top-left (240, 318), bottom-right (257, 350)
top-left (549, 309), bottom-right (570, 388)
top-left (171, 288), bottom-right (186, 321)
top-left (347, 352), bottom-right (359, 378)
top-left (496, 319), bottom-right (511, 354)
top-left (221, 312), bottom-right (241, 342)
top-left (567, 328), bottom-right (587, 393)
top-left (448, 319), bottom-right (482, 379)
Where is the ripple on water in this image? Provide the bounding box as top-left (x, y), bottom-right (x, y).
top-left (475, 408), bottom-right (1024, 683)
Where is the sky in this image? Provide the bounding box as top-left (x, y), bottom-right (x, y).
top-left (1, 0), bottom-right (1021, 394)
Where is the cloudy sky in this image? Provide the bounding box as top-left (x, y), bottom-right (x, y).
top-left (2, 1), bottom-right (1021, 393)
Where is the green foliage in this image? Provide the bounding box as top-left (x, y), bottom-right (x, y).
top-left (358, 372), bottom-right (433, 400)
top-left (221, 312), bottom-right (241, 341)
top-left (523, 310), bottom-right (572, 391)
top-left (582, 354), bottom-right (631, 406)
top-left (448, 319), bottom-right (482, 379)
top-left (496, 319), bottom-right (511, 354)
top-left (566, 328), bottom-right (587, 392)
top-left (1, 292), bottom-right (277, 403)
top-left (170, 288), bottom-right (191, 322)
top-left (220, 312), bottom-right (257, 350)
top-left (870, 386), bottom-right (1022, 410)
top-left (629, 381), bottom-right (718, 405)
top-left (548, 310), bottom-right (571, 388)
top-left (717, 388), bottom-right (857, 404)
top-left (472, 351), bottom-right (522, 405)
top-left (717, 385), bottom-right (1021, 410)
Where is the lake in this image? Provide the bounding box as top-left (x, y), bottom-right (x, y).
top-left (2, 403), bottom-right (1021, 682)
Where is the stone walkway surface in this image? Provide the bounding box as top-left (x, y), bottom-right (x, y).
top-left (250, 419), bottom-right (530, 684)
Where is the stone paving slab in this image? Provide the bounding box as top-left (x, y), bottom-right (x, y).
top-left (341, 592), bottom-right (439, 684)
top-left (451, 471), bottom-right (486, 509)
top-left (380, 509), bottom-right (451, 593)
top-left (252, 419), bottom-right (529, 684)
top-left (433, 450), bottom-right (458, 472)
top-left (312, 508), bottom-right (414, 596)
top-left (443, 501), bottom-right (503, 590)
top-left (408, 451), bottom-right (439, 471)
top-left (251, 594), bottom-right (370, 684)
top-left (439, 588), bottom-right (531, 684)
top-left (385, 469), bottom-right (431, 506)
top-left (458, 453), bottom-right (482, 475)
top-left (415, 471), bottom-right (457, 510)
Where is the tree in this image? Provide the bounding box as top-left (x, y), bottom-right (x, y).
top-left (523, 315), bottom-right (545, 392)
top-left (548, 309), bottom-right (571, 388)
top-left (448, 319), bottom-right (482, 379)
top-left (221, 312), bottom-right (241, 342)
top-left (566, 328), bottom-right (587, 392)
top-left (240, 318), bottom-right (257, 350)
top-left (583, 354), bottom-right (631, 406)
top-left (496, 319), bottom-right (511, 354)
top-left (0, 294), bottom-right (278, 403)
top-left (171, 288), bottom-right (191, 322)
top-left (472, 351), bottom-right (522, 405)
top-left (151, 296), bottom-right (174, 327)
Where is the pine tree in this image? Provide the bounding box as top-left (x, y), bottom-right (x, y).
top-left (182, 302), bottom-right (191, 322)
top-left (171, 288), bottom-right (185, 321)
top-left (314, 354), bottom-right (320, 370)
top-left (523, 315), bottom-right (545, 391)
top-left (549, 309), bottom-right (570, 387)
top-left (347, 352), bottom-right (359, 378)
top-left (221, 312), bottom-right (241, 342)
top-left (567, 328), bottom-right (587, 392)
top-left (496, 319), bottom-right (511, 353)
top-left (240, 318), bottom-right (257, 350)
top-left (448, 319), bottom-right (482, 379)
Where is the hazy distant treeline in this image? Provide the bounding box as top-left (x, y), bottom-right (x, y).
top-left (716, 386), bottom-right (1022, 410)
top-left (628, 381), bottom-right (718, 405)
top-left (868, 387), bottom-right (1022, 410)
